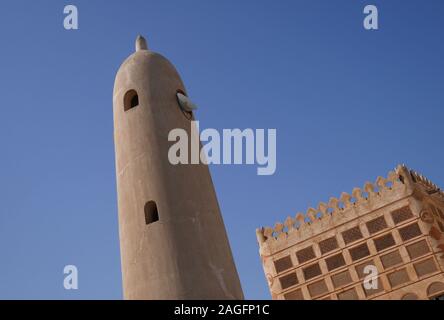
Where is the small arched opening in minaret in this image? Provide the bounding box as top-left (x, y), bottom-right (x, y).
top-left (124, 89), bottom-right (139, 111)
top-left (144, 201), bottom-right (159, 225)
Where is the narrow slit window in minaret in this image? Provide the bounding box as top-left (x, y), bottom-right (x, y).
top-left (144, 201), bottom-right (159, 225)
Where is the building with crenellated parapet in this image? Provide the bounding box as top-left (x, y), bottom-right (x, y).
top-left (256, 165), bottom-right (444, 300)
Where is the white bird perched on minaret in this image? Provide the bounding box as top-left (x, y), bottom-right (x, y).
top-left (176, 92), bottom-right (198, 112)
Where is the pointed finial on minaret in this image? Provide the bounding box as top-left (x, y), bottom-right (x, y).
top-left (135, 35), bottom-right (148, 51)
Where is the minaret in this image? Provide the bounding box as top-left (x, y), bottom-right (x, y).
top-left (113, 35), bottom-right (244, 299)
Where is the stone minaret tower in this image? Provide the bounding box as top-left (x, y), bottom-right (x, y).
top-left (113, 35), bottom-right (243, 300)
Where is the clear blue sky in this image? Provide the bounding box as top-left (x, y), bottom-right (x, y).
top-left (0, 0), bottom-right (443, 299)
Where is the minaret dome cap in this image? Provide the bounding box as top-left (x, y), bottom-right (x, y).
top-left (135, 35), bottom-right (148, 51)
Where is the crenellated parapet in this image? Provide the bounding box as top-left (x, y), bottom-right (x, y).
top-left (256, 165), bottom-right (422, 248)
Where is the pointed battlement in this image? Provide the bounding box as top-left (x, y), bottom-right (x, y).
top-left (256, 165), bottom-right (443, 248)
